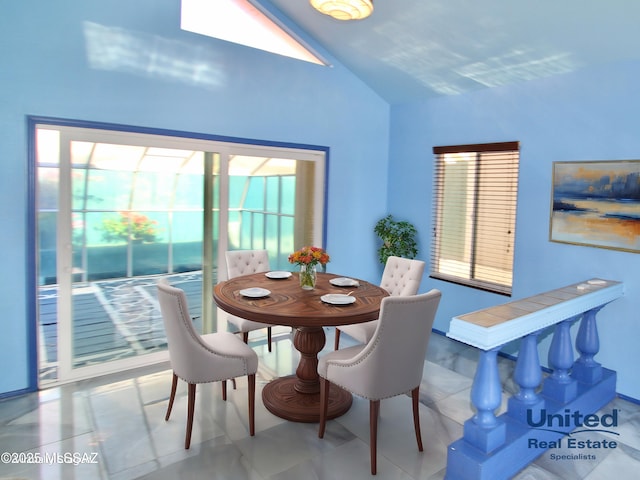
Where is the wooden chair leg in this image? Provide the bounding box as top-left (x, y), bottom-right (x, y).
top-left (165, 372), bottom-right (178, 421)
top-left (370, 400), bottom-right (380, 475)
top-left (248, 373), bottom-right (256, 436)
top-left (185, 383), bottom-right (196, 449)
top-left (267, 327), bottom-right (272, 352)
top-left (318, 378), bottom-right (330, 438)
top-left (334, 328), bottom-right (341, 350)
top-left (231, 378), bottom-right (237, 390)
top-left (221, 380), bottom-right (227, 401)
top-left (412, 387), bottom-right (423, 451)
top-left (242, 332), bottom-right (249, 344)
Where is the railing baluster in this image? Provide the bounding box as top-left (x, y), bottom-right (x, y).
top-left (543, 315), bottom-right (579, 403)
top-left (464, 348), bottom-right (506, 453)
top-left (573, 306), bottom-right (604, 384)
top-left (508, 331), bottom-right (544, 423)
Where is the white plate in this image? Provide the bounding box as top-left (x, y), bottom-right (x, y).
top-left (329, 277), bottom-right (360, 287)
top-left (239, 287), bottom-right (271, 298)
top-left (265, 271), bottom-right (292, 279)
top-left (321, 294), bottom-right (356, 305)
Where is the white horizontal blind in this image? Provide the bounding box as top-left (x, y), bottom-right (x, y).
top-left (431, 142), bottom-right (520, 295)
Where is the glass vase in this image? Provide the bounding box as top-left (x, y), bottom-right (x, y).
top-left (299, 264), bottom-right (317, 290)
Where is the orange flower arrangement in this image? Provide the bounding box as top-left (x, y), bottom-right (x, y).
top-left (288, 246), bottom-right (330, 268)
top-left (289, 246), bottom-right (329, 289)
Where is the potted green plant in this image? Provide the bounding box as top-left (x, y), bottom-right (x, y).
top-left (374, 214), bottom-right (418, 264)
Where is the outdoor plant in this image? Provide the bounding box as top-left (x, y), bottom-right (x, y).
top-left (101, 212), bottom-right (160, 243)
top-left (374, 214), bottom-right (418, 264)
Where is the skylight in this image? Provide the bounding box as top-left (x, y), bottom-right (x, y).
top-left (181, 0), bottom-right (326, 65)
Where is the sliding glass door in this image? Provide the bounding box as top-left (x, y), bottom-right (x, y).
top-left (34, 122), bottom-right (326, 385)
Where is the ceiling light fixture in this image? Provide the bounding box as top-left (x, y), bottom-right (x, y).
top-left (310, 0), bottom-right (373, 21)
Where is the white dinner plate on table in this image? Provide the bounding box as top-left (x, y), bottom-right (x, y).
top-left (265, 271), bottom-right (292, 279)
top-left (240, 287), bottom-right (271, 298)
top-left (321, 294), bottom-right (356, 305)
top-left (329, 277), bottom-right (360, 287)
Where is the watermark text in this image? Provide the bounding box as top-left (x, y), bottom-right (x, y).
top-left (1, 451), bottom-right (99, 466)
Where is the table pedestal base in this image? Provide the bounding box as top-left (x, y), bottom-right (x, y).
top-left (262, 375), bottom-right (352, 423)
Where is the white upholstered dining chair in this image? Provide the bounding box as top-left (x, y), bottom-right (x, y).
top-left (334, 256), bottom-right (425, 350)
top-left (157, 278), bottom-right (258, 449)
top-left (225, 249), bottom-right (273, 352)
top-left (318, 289), bottom-right (442, 475)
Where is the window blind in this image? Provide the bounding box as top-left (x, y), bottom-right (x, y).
top-left (431, 142), bottom-right (520, 295)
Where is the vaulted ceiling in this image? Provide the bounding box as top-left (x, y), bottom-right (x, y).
top-left (268, 0), bottom-right (640, 104)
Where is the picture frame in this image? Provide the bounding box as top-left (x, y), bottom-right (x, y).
top-left (550, 160), bottom-right (640, 253)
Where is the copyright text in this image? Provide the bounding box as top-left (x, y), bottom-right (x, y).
top-left (1, 451), bottom-right (99, 466)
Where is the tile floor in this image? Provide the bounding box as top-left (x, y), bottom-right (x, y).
top-left (1, 331), bottom-right (639, 480)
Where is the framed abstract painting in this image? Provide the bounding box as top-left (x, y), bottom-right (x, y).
top-left (550, 160), bottom-right (640, 253)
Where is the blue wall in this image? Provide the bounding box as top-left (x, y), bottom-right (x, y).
top-left (389, 60), bottom-right (640, 400)
top-left (0, 0), bottom-right (389, 395)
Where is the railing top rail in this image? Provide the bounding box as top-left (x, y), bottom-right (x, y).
top-left (447, 279), bottom-right (623, 350)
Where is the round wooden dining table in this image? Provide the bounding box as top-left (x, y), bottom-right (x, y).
top-left (213, 271), bottom-right (389, 422)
